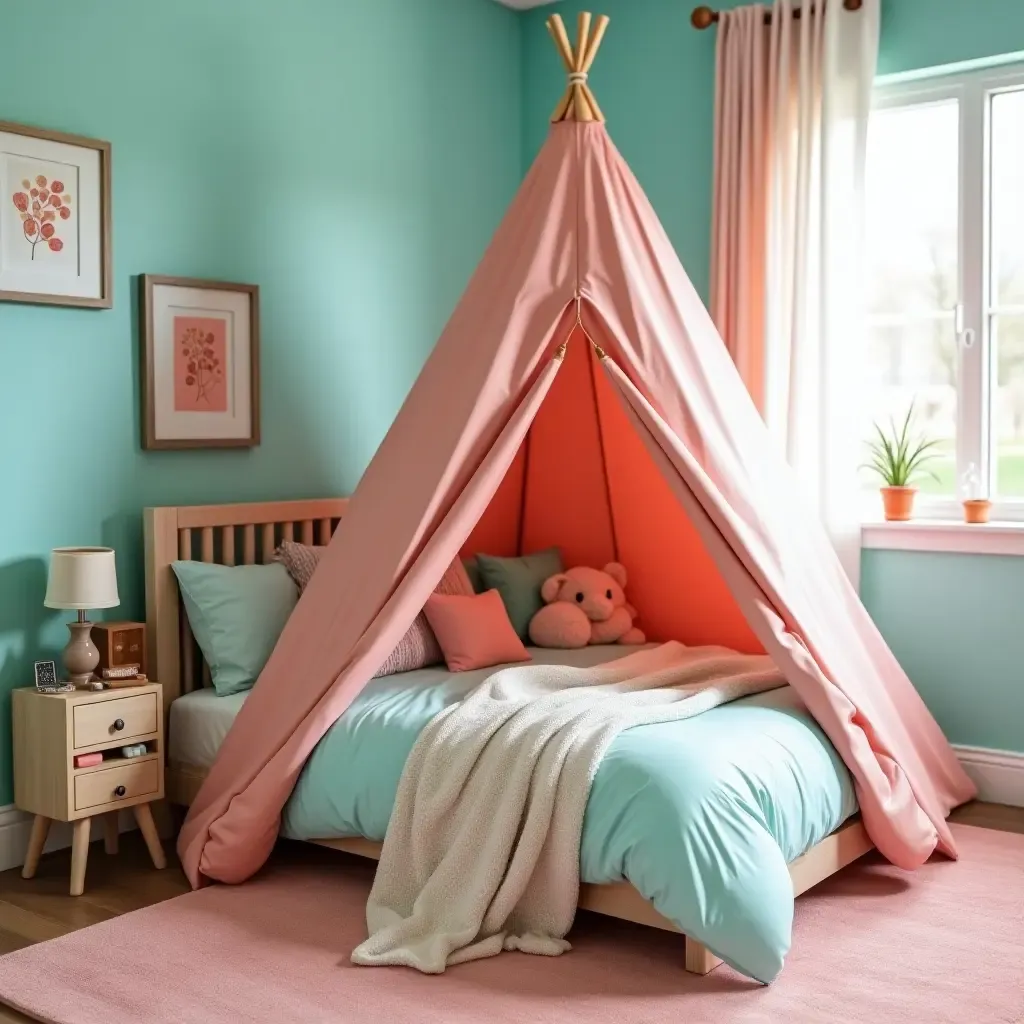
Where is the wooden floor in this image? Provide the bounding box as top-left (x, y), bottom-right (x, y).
top-left (0, 802), bottom-right (1021, 1022)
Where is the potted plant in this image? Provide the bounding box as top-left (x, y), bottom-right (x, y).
top-left (863, 404), bottom-right (939, 522)
top-left (959, 463), bottom-right (992, 524)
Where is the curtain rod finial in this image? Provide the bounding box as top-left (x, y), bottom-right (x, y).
top-left (691, 5), bottom-right (716, 30)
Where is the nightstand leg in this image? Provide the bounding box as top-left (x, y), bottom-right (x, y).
top-left (21, 815), bottom-right (51, 879)
top-left (103, 812), bottom-right (119, 855)
top-left (133, 803), bottom-right (167, 870)
top-left (70, 817), bottom-right (91, 896)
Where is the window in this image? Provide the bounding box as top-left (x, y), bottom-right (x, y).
top-left (865, 67), bottom-right (1024, 518)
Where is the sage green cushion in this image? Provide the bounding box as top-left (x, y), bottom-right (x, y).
top-left (462, 557), bottom-right (483, 594)
top-left (171, 561), bottom-right (298, 696)
top-left (475, 548), bottom-right (563, 640)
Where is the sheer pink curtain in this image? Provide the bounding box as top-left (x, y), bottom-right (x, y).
top-left (710, 5), bottom-right (770, 414)
top-left (710, 0), bottom-right (879, 586)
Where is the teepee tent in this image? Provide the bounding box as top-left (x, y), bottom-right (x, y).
top-left (179, 13), bottom-right (973, 888)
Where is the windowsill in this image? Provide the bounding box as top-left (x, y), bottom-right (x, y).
top-left (862, 519), bottom-right (1024, 556)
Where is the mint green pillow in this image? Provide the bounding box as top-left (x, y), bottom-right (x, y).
top-left (476, 548), bottom-right (563, 640)
top-left (171, 561), bottom-right (298, 696)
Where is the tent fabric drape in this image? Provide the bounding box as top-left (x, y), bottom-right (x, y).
top-left (179, 122), bottom-right (973, 890)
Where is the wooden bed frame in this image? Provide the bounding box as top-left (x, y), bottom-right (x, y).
top-left (144, 498), bottom-right (874, 976)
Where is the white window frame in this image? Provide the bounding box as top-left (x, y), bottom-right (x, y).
top-left (871, 64), bottom-right (1024, 525)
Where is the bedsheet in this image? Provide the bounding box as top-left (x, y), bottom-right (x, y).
top-left (281, 645), bottom-right (857, 981)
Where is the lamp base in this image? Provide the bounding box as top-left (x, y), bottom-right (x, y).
top-left (63, 619), bottom-right (99, 687)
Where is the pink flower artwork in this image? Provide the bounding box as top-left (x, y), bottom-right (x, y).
top-left (173, 316), bottom-right (228, 412)
top-left (10, 174), bottom-right (71, 259)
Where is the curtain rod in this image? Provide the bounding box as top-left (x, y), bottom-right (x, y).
top-left (691, 0), bottom-right (862, 30)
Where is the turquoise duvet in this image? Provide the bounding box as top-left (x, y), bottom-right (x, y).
top-left (282, 645), bottom-right (857, 982)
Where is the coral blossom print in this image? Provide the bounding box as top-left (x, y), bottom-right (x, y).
top-left (173, 316), bottom-right (228, 412)
top-left (11, 174), bottom-right (71, 259)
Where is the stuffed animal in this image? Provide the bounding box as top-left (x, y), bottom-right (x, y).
top-left (528, 563), bottom-right (646, 649)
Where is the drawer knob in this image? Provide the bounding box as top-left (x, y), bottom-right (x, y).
top-left (114, 785), bottom-right (126, 797)
top-left (113, 718), bottom-right (125, 731)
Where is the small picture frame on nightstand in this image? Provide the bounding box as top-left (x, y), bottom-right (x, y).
top-left (33, 660), bottom-right (57, 689)
top-left (33, 660), bottom-right (73, 693)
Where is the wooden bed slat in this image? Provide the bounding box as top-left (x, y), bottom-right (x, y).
top-left (317, 518), bottom-right (331, 545)
top-left (282, 522), bottom-right (294, 543)
top-left (243, 524), bottom-right (256, 564)
top-left (177, 528), bottom-right (196, 693)
top-left (222, 526), bottom-right (236, 566)
top-left (200, 527), bottom-right (214, 563)
top-left (261, 524), bottom-right (275, 563)
top-left (300, 520), bottom-right (314, 545)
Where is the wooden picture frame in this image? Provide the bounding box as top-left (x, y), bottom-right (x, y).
top-left (0, 120), bottom-right (112, 308)
top-left (139, 275), bottom-right (261, 450)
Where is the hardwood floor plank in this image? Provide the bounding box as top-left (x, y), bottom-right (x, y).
top-left (0, 926), bottom-right (34, 956)
top-left (0, 1004), bottom-right (36, 1024)
top-left (950, 800), bottom-right (1024, 834)
top-left (0, 902), bottom-right (67, 944)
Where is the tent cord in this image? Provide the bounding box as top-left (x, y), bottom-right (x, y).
top-left (558, 293), bottom-right (606, 360)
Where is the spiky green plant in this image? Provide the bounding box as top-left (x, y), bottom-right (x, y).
top-left (862, 403), bottom-right (940, 488)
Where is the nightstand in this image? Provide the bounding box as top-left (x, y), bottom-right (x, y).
top-left (12, 682), bottom-right (166, 895)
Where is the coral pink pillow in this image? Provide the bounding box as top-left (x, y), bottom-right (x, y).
top-left (423, 589), bottom-right (531, 673)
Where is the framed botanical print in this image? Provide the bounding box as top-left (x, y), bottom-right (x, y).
top-left (140, 275), bottom-right (260, 450)
top-left (0, 121), bottom-right (111, 308)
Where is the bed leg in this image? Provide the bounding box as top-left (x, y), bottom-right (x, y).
top-left (684, 937), bottom-right (722, 975)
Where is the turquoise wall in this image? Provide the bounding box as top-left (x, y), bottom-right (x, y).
top-left (522, 0), bottom-right (1024, 754)
top-left (0, 0), bottom-right (522, 805)
top-left (860, 551), bottom-right (1024, 753)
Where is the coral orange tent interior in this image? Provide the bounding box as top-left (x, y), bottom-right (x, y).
top-left (464, 308), bottom-right (760, 655)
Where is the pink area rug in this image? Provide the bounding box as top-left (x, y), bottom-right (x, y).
top-left (0, 824), bottom-right (1021, 1024)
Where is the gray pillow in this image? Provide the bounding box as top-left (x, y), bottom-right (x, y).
top-left (475, 548), bottom-right (564, 640)
top-left (462, 556), bottom-right (484, 594)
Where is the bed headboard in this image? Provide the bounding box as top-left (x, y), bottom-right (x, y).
top-left (143, 498), bottom-right (348, 724)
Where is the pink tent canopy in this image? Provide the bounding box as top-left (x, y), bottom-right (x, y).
top-left (178, 17), bottom-right (974, 889)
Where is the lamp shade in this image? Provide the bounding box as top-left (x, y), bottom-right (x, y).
top-left (44, 547), bottom-right (120, 610)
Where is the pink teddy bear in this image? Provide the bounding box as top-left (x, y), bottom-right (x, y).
top-left (528, 563), bottom-right (646, 649)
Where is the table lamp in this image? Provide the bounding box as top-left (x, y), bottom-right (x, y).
top-left (44, 547), bottom-right (120, 687)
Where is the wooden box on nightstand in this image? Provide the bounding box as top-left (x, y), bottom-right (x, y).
top-left (12, 682), bottom-right (166, 895)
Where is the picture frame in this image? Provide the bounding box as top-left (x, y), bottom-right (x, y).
top-left (139, 275), bottom-right (261, 450)
top-left (0, 120), bottom-right (112, 308)
top-left (33, 659), bottom-right (58, 689)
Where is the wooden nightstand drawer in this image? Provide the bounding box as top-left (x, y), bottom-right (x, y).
top-left (73, 693), bottom-right (157, 749)
top-left (74, 758), bottom-right (160, 812)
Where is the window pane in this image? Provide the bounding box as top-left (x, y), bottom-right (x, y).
top-left (865, 100), bottom-right (959, 318)
top-left (991, 89), bottom-right (1024, 307)
top-left (992, 313), bottom-right (1024, 496)
top-left (864, 98), bottom-right (959, 497)
top-left (862, 318), bottom-right (956, 495)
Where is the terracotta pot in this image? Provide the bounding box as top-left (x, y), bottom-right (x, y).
top-left (963, 499), bottom-right (992, 524)
top-left (880, 486), bottom-right (917, 522)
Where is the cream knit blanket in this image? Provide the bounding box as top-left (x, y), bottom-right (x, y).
top-left (350, 641), bottom-right (785, 973)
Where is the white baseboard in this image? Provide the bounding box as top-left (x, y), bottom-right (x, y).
top-left (2, 747), bottom-right (1020, 873)
top-left (954, 745), bottom-right (1024, 808)
top-left (0, 805), bottom-right (140, 874)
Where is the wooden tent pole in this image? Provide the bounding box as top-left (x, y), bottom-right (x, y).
top-left (547, 12), bottom-right (610, 124)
